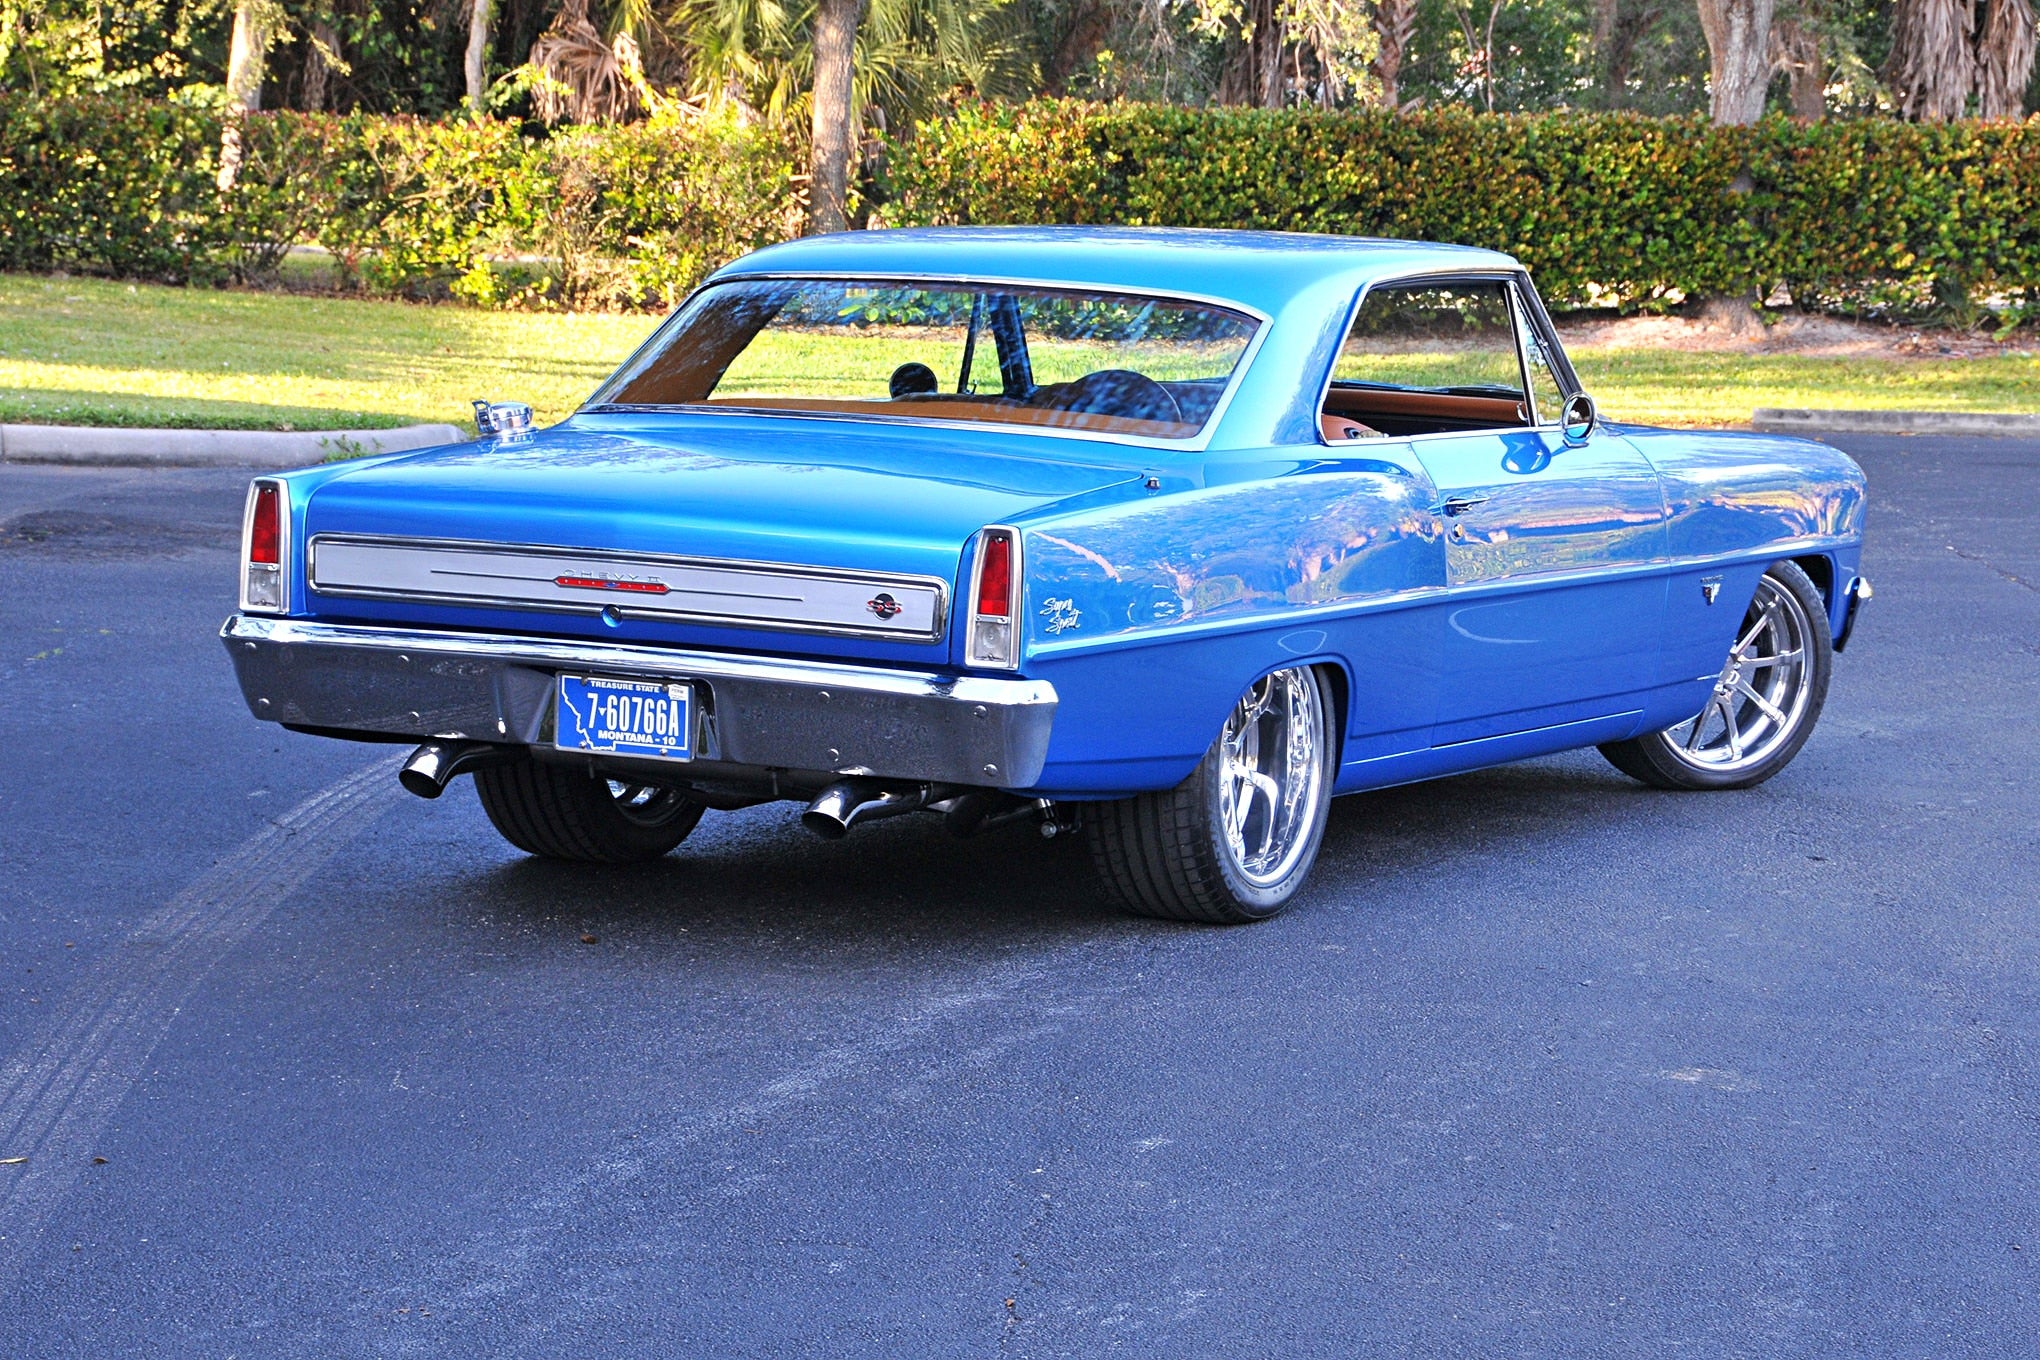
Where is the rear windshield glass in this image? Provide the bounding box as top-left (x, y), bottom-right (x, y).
top-left (589, 278), bottom-right (1261, 442)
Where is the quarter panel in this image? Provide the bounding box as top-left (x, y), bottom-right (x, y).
top-left (1018, 454), bottom-right (1449, 793)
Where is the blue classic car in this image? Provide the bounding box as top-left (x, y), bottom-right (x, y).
top-left (223, 227), bottom-right (1870, 923)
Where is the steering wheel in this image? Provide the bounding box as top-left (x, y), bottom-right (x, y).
top-left (1042, 369), bottom-right (1183, 424)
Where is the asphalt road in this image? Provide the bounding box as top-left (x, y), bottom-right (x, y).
top-left (0, 437), bottom-right (2035, 1358)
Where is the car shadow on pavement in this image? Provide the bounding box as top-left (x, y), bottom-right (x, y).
top-left (434, 750), bottom-right (1653, 953)
top-left (457, 799), bottom-right (1132, 953)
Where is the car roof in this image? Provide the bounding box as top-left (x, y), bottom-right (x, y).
top-left (709, 226), bottom-right (1521, 316)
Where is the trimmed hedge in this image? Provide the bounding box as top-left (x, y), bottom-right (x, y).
top-left (0, 95), bottom-right (802, 308)
top-left (6, 94), bottom-right (2040, 315)
top-left (889, 101), bottom-right (2040, 314)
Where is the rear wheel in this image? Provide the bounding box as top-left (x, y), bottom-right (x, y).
top-left (1089, 666), bottom-right (1334, 924)
top-left (474, 758), bottom-right (705, 862)
top-left (1599, 560), bottom-right (1832, 791)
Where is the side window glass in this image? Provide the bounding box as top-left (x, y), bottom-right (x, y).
top-left (1334, 282), bottom-right (1526, 405)
top-left (1514, 288), bottom-right (1565, 425)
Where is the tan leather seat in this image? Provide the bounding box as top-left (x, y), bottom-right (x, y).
top-left (1320, 412), bottom-right (1382, 442)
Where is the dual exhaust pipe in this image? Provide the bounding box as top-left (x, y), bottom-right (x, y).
top-left (803, 780), bottom-right (1061, 840)
top-left (400, 744), bottom-right (1049, 840)
top-left (800, 778), bottom-right (959, 840)
top-left (398, 740), bottom-right (513, 799)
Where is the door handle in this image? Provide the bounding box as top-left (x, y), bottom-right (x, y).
top-left (1437, 495), bottom-right (1490, 517)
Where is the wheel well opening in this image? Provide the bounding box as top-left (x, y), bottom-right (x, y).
top-left (1792, 554), bottom-right (1835, 606)
top-left (1313, 662), bottom-right (1350, 768)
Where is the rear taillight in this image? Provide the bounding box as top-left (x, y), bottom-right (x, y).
top-left (240, 479), bottom-right (287, 612)
top-left (966, 526), bottom-right (1020, 669)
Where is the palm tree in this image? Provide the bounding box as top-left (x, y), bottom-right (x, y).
top-left (530, 0), bottom-right (647, 123)
top-left (665, 0), bottom-right (1033, 229)
top-left (670, 0), bottom-right (1034, 121)
top-left (1974, 0), bottom-right (2037, 117)
top-left (1886, 0), bottom-right (2037, 120)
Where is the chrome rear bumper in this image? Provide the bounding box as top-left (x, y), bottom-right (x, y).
top-left (220, 615), bottom-right (1057, 788)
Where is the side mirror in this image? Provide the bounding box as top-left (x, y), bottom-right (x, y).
top-left (1560, 392), bottom-right (1596, 447)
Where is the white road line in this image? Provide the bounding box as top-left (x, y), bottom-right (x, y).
top-left (0, 756), bottom-right (405, 1287)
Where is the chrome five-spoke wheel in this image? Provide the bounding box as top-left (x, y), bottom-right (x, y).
top-left (1218, 670), bottom-right (1329, 890)
top-left (1091, 665), bottom-right (1335, 923)
top-left (1600, 560), bottom-right (1834, 791)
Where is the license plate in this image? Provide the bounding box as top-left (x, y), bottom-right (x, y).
top-left (554, 674), bottom-right (692, 761)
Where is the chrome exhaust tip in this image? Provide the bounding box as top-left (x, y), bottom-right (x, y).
top-left (800, 778), bottom-right (881, 839)
top-left (399, 740), bottom-right (509, 799)
top-left (800, 779), bottom-right (960, 839)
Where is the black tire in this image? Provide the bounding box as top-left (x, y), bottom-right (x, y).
top-left (1599, 559), bottom-right (1833, 791)
top-left (1088, 666), bottom-right (1335, 924)
top-left (473, 758), bottom-right (705, 862)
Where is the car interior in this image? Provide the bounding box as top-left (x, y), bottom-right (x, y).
top-left (597, 282), bottom-right (1255, 442)
top-left (1317, 278), bottom-right (1559, 444)
top-left (596, 275), bottom-right (1566, 448)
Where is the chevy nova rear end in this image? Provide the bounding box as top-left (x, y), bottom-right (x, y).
top-left (224, 227), bottom-right (1869, 923)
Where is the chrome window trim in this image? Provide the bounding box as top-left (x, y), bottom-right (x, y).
top-left (238, 476), bottom-right (292, 615)
top-left (582, 271), bottom-right (1273, 455)
top-left (1511, 270), bottom-right (1586, 397)
top-left (305, 532), bottom-right (951, 643)
top-left (1505, 282), bottom-right (1564, 430)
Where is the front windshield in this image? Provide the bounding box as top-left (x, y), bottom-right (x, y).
top-left (589, 278), bottom-right (1261, 442)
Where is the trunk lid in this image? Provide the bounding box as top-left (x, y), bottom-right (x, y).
top-left (299, 413), bottom-right (1147, 661)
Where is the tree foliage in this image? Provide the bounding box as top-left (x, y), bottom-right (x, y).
top-left (1, 0), bottom-right (2033, 119)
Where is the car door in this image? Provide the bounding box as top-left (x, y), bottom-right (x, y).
top-left (1326, 275), bottom-right (1668, 747)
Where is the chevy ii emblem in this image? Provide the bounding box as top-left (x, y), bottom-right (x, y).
top-left (866, 592), bottom-right (903, 620)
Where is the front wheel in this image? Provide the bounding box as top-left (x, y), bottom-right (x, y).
top-left (474, 758), bottom-right (706, 862)
top-left (1599, 559), bottom-right (1833, 791)
top-left (1089, 666), bottom-right (1335, 924)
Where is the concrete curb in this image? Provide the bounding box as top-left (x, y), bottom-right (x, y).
top-left (0, 422), bottom-right (468, 469)
top-left (1753, 408), bottom-right (2040, 437)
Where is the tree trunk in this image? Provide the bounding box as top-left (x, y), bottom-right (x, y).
top-left (1215, 0), bottom-right (1286, 106)
top-left (218, 0), bottom-right (273, 191)
top-left (1975, 0), bottom-right (2038, 117)
top-left (1697, 0), bottom-right (1777, 122)
top-left (302, 19), bottom-right (339, 111)
top-left (1046, 0), bottom-right (1112, 94)
top-left (807, 0), bottom-right (865, 235)
top-left (465, 0), bottom-right (492, 110)
top-left (1775, 17), bottom-right (1825, 119)
top-left (1596, 0), bottom-right (1660, 107)
top-left (1884, 0), bottom-right (1976, 120)
top-left (1593, 0), bottom-right (1619, 102)
top-left (224, 0), bottom-right (271, 113)
top-left (1372, 0), bottom-right (1417, 107)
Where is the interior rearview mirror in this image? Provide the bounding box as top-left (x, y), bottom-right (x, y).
top-left (1560, 392), bottom-right (1596, 447)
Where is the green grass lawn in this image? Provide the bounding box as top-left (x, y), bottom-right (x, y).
top-left (1571, 347), bottom-right (2040, 427)
top-left (0, 273), bottom-right (656, 431)
top-left (2, 272), bottom-right (2035, 432)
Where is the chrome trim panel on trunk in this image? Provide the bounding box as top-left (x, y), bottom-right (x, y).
top-left (220, 614), bottom-right (1057, 787)
top-left (306, 535), bottom-right (949, 642)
